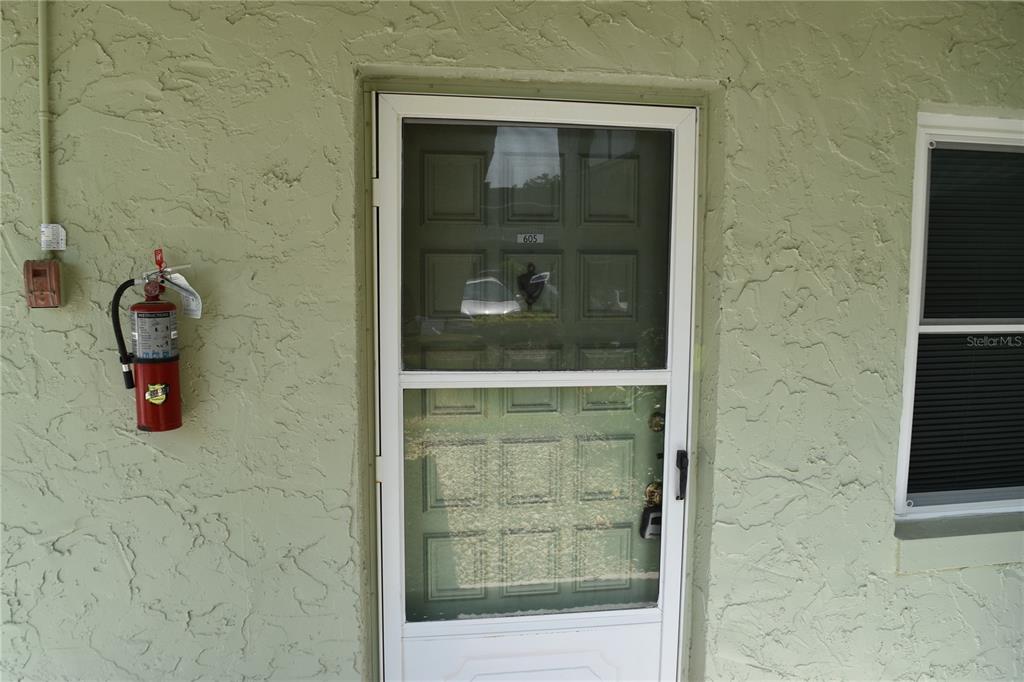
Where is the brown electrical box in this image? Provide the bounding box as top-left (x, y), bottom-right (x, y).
top-left (24, 260), bottom-right (61, 308)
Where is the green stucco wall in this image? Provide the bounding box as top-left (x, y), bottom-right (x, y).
top-left (2, 2), bottom-right (1022, 680)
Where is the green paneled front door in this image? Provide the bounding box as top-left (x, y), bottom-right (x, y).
top-left (400, 122), bottom-right (673, 622)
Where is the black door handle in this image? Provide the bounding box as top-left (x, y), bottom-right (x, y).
top-left (676, 450), bottom-right (688, 500)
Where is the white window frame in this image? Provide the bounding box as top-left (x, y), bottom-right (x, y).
top-left (896, 112), bottom-right (1024, 519)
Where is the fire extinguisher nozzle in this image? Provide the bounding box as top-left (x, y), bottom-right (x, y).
top-left (120, 359), bottom-right (135, 389)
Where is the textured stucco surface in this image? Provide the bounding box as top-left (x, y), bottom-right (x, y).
top-left (2, 2), bottom-right (1023, 680)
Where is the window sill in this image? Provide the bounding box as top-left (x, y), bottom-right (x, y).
top-left (895, 513), bottom-right (1024, 573)
top-left (894, 510), bottom-right (1024, 540)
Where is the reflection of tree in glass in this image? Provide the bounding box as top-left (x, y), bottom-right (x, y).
top-left (517, 172), bottom-right (560, 189)
top-left (510, 173), bottom-right (561, 216)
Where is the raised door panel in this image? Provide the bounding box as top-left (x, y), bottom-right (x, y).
top-left (402, 624), bottom-right (662, 681)
top-left (578, 253), bottom-right (638, 321)
top-left (502, 348), bottom-right (561, 415)
top-left (580, 156), bottom-right (639, 227)
top-left (502, 153), bottom-right (564, 224)
top-left (501, 529), bottom-right (560, 596)
top-left (423, 153), bottom-right (486, 225)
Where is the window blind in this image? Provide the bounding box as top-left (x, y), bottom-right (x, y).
top-left (922, 147), bottom-right (1024, 321)
top-left (907, 333), bottom-right (1024, 501)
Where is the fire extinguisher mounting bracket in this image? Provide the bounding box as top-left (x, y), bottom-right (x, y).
top-left (157, 273), bottom-right (202, 319)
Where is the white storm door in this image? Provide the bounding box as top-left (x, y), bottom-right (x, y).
top-left (375, 94), bottom-right (698, 682)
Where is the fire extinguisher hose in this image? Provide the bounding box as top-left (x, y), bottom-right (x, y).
top-left (111, 278), bottom-right (137, 390)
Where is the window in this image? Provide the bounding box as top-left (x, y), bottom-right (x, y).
top-left (897, 113), bottom-right (1024, 518)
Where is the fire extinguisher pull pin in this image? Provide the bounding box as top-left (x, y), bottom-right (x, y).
top-left (139, 264), bottom-right (190, 281)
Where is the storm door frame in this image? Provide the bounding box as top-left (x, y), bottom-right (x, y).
top-left (371, 93), bottom-right (700, 680)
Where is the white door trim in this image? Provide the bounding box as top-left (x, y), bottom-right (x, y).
top-left (374, 93), bottom-right (700, 681)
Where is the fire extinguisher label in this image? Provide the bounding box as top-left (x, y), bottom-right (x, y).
top-left (133, 311), bottom-right (178, 359)
top-left (144, 384), bottom-right (170, 405)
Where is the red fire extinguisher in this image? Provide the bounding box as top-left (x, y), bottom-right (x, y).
top-left (110, 249), bottom-right (201, 432)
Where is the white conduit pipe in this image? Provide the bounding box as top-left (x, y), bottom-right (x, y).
top-left (38, 0), bottom-right (51, 227)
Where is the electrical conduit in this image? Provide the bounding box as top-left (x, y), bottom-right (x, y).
top-left (38, 0), bottom-right (51, 229)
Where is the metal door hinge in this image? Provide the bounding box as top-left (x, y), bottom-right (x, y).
top-left (371, 177), bottom-right (381, 207)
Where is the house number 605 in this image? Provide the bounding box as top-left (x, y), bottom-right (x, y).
top-left (516, 233), bottom-right (544, 245)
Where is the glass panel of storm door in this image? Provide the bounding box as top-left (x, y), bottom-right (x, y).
top-left (401, 122), bottom-right (673, 370)
top-left (403, 385), bottom-right (666, 621)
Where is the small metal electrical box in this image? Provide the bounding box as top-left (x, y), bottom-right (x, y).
top-left (24, 260), bottom-right (61, 308)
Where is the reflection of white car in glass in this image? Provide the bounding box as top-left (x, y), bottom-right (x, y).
top-left (609, 289), bottom-right (629, 312)
top-left (588, 288), bottom-right (630, 314)
top-left (461, 277), bottom-right (522, 316)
